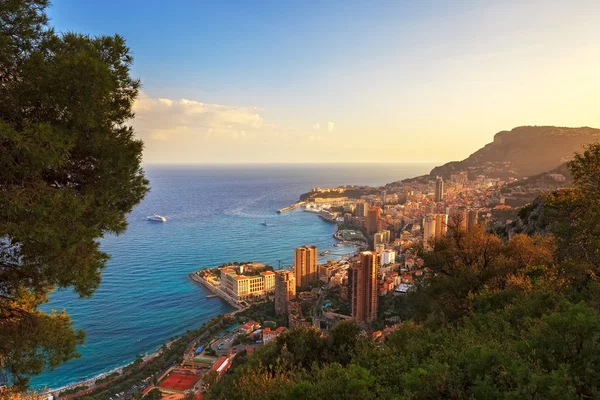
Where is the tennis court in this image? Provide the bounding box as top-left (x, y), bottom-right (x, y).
top-left (158, 372), bottom-right (200, 392)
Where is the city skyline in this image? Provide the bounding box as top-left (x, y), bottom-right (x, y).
top-left (47, 1), bottom-right (600, 164)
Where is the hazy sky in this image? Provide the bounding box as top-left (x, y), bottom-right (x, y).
top-left (48, 1), bottom-right (600, 164)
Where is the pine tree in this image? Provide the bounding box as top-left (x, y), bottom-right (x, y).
top-left (0, 0), bottom-right (148, 388)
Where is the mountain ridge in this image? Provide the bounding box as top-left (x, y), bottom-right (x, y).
top-left (428, 125), bottom-right (600, 180)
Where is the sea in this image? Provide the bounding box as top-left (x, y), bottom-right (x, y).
top-left (31, 163), bottom-right (434, 390)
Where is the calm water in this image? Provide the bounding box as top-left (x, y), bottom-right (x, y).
top-left (32, 163), bottom-right (433, 389)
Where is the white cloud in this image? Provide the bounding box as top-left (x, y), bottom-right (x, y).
top-left (327, 121), bottom-right (335, 132)
top-left (130, 92), bottom-right (334, 163)
top-left (132, 92), bottom-right (263, 142)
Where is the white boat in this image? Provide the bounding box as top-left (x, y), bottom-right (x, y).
top-left (147, 214), bottom-right (167, 222)
top-left (262, 221), bottom-right (269, 226)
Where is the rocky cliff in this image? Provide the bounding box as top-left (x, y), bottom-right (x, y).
top-left (430, 126), bottom-right (600, 180)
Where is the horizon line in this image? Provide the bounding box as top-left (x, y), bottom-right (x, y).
top-left (142, 161), bottom-right (441, 166)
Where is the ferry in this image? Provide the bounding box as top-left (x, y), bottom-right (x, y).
top-left (147, 214), bottom-right (167, 222)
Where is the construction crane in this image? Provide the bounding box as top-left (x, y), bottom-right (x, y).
top-left (182, 347), bottom-right (196, 370)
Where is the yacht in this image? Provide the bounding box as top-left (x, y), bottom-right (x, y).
top-left (262, 221), bottom-right (269, 226)
top-left (147, 214), bottom-right (167, 222)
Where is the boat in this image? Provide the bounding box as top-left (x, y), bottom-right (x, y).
top-left (262, 221), bottom-right (269, 226)
top-left (206, 294), bottom-right (217, 299)
top-left (147, 214), bottom-right (166, 222)
top-left (320, 250), bottom-right (331, 256)
top-left (136, 339), bottom-right (141, 342)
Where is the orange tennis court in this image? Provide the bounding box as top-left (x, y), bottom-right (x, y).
top-left (158, 372), bottom-right (201, 392)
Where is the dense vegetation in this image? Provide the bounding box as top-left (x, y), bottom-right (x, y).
top-left (207, 142), bottom-right (600, 399)
top-left (0, 0), bottom-right (147, 389)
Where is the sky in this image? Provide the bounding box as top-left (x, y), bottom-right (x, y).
top-left (48, 0), bottom-right (600, 164)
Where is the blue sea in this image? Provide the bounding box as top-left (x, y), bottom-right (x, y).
top-left (31, 163), bottom-right (433, 390)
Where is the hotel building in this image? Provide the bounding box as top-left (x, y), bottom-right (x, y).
top-left (220, 268), bottom-right (275, 301)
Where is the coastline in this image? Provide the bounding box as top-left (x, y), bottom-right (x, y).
top-left (39, 203), bottom-right (356, 395)
top-left (43, 350), bottom-right (154, 397)
top-left (43, 337), bottom-right (179, 397)
top-left (43, 365), bottom-right (125, 396)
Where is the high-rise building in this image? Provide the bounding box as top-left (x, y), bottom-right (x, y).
top-left (435, 176), bottom-right (444, 202)
top-left (468, 210), bottom-right (479, 230)
top-left (293, 245), bottom-right (318, 289)
top-left (434, 214), bottom-right (448, 239)
top-left (449, 208), bottom-right (468, 230)
top-left (423, 215), bottom-right (436, 251)
top-left (423, 213), bottom-right (447, 250)
top-left (374, 243), bottom-right (385, 254)
top-left (381, 249), bottom-right (396, 266)
top-left (381, 229), bottom-right (391, 243)
top-left (366, 206), bottom-right (380, 235)
top-left (355, 201), bottom-right (368, 217)
top-left (350, 251), bottom-right (379, 323)
top-left (374, 232), bottom-right (385, 246)
top-left (374, 229), bottom-right (391, 246)
top-left (275, 270), bottom-right (296, 316)
top-left (381, 190), bottom-right (387, 209)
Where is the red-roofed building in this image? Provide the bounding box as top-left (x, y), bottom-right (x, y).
top-left (260, 270), bottom-right (275, 291)
top-left (210, 355), bottom-right (234, 380)
top-left (239, 321), bottom-right (260, 334)
top-left (384, 278), bottom-right (395, 292)
top-left (263, 326), bottom-right (287, 343)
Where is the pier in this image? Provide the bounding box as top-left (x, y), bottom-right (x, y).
top-left (277, 201), bottom-right (305, 213)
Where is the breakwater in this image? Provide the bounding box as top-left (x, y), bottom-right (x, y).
top-left (277, 201), bottom-right (305, 213)
top-left (188, 273), bottom-right (244, 310)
